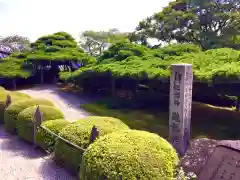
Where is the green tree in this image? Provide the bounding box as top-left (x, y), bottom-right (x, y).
top-left (0, 53), bottom-right (33, 89)
top-left (132, 0), bottom-right (240, 49)
top-left (28, 32), bottom-right (94, 84)
top-left (79, 29), bottom-right (129, 56)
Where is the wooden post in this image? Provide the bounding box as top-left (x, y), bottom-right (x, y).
top-left (5, 94), bottom-right (12, 108)
top-left (89, 125), bottom-right (99, 144)
top-left (169, 64), bottom-right (193, 156)
top-left (33, 106), bottom-right (43, 147)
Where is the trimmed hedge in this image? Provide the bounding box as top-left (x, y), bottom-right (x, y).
top-left (80, 130), bottom-right (179, 180)
top-left (0, 87), bottom-right (7, 123)
top-left (0, 90), bottom-right (31, 124)
top-left (4, 98), bottom-right (55, 134)
top-left (9, 91), bottom-right (31, 101)
top-left (0, 86), bottom-right (5, 91)
top-left (17, 105), bottom-right (64, 143)
top-left (54, 116), bottom-right (129, 175)
top-left (36, 119), bottom-right (70, 152)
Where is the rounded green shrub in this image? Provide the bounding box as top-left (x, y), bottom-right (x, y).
top-left (54, 116), bottom-right (129, 175)
top-left (0, 90), bottom-right (31, 124)
top-left (9, 91), bottom-right (31, 101)
top-left (36, 119), bottom-right (70, 152)
top-left (17, 105), bottom-right (64, 143)
top-left (80, 130), bottom-right (179, 180)
top-left (0, 86), bottom-right (5, 92)
top-left (4, 98), bottom-right (55, 134)
top-left (0, 87), bottom-right (7, 123)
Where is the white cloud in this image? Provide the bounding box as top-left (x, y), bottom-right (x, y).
top-left (0, 0), bottom-right (170, 41)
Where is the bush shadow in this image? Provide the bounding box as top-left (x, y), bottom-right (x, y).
top-left (38, 156), bottom-right (76, 180)
top-left (0, 127), bottom-right (46, 159)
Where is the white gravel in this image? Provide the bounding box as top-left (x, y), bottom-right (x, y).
top-left (17, 84), bottom-right (91, 121)
top-left (0, 84), bottom-right (91, 179)
top-left (0, 127), bottom-right (75, 180)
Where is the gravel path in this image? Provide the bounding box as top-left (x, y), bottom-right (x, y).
top-left (0, 85), bottom-right (92, 179)
top-left (17, 84), bottom-right (91, 121)
top-left (0, 127), bottom-right (75, 180)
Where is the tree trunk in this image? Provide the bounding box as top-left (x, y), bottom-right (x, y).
top-left (40, 68), bottom-right (44, 84)
top-left (133, 80), bottom-right (138, 95)
top-left (236, 96), bottom-right (240, 111)
top-left (12, 79), bottom-right (16, 90)
top-left (73, 80), bottom-right (76, 87)
top-left (111, 77), bottom-right (115, 96)
top-left (53, 75), bottom-right (57, 84)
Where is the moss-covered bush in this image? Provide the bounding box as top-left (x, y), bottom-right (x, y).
top-left (0, 86), bottom-right (7, 123)
top-left (17, 105), bottom-right (64, 143)
top-left (54, 116), bottom-right (129, 175)
top-left (9, 91), bottom-right (31, 101)
top-left (36, 119), bottom-right (70, 152)
top-left (80, 130), bottom-right (179, 180)
top-left (4, 98), bottom-right (55, 134)
top-left (0, 86), bottom-right (5, 92)
top-left (0, 90), bottom-right (31, 124)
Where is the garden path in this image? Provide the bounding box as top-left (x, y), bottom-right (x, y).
top-left (0, 126), bottom-right (75, 180)
top-left (0, 84), bottom-right (92, 179)
top-left (17, 84), bottom-right (91, 121)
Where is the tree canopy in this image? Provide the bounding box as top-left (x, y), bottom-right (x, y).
top-left (0, 32), bottom-right (95, 81)
top-left (28, 32), bottom-right (95, 64)
top-left (60, 42), bottom-right (240, 85)
top-left (0, 52), bottom-right (32, 79)
top-left (131, 0), bottom-right (240, 50)
top-left (79, 29), bottom-right (129, 56)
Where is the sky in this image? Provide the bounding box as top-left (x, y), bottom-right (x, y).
top-left (0, 0), bottom-right (170, 42)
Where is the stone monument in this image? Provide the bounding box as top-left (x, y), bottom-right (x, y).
top-left (169, 64), bottom-right (193, 156)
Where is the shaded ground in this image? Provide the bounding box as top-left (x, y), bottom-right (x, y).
top-left (181, 138), bottom-right (240, 175)
top-left (82, 98), bottom-right (240, 140)
top-left (0, 127), bottom-right (75, 180)
top-left (18, 84), bottom-right (91, 121)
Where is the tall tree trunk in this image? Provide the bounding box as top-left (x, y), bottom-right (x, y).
top-left (53, 75), bottom-right (57, 84)
top-left (133, 80), bottom-right (138, 95)
top-left (111, 77), bottom-right (115, 96)
top-left (12, 79), bottom-right (16, 90)
top-left (40, 68), bottom-right (44, 84)
top-left (236, 96), bottom-right (240, 111)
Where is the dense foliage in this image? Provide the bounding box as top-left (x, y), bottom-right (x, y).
top-left (80, 130), bottom-right (179, 180)
top-left (131, 0), bottom-right (240, 50)
top-left (8, 91), bottom-right (31, 101)
top-left (60, 42), bottom-right (240, 86)
top-left (0, 90), bottom-right (31, 123)
top-left (0, 53), bottom-right (33, 79)
top-left (17, 105), bottom-right (64, 143)
top-left (36, 119), bottom-right (70, 152)
top-left (28, 32), bottom-right (95, 65)
top-left (0, 86), bottom-right (7, 123)
top-left (0, 32), bottom-right (96, 86)
top-left (54, 116), bottom-right (129, 175)
top-left (4, 98), bottom-right (54, 134)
